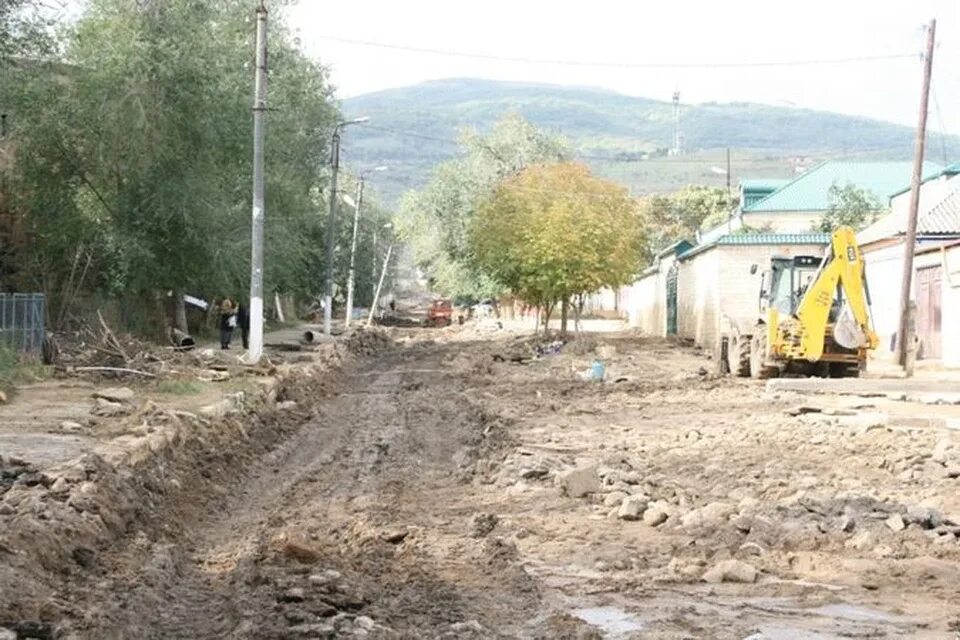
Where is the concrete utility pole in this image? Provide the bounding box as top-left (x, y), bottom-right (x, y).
top-left (247, 2), bottom-right (268, 364)
top-left (897, 18), bottom-right (936, 374)
top-left (367, 243), bottom-right (394, 327)
top-left (344, 176), bottom-right (364, 328)
top-left (323, 117), bottom-right (368, 336)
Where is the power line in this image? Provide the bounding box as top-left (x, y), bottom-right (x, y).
top-left (317, 35), bottom-right (917, 69)
top-left (357, 123), bottom-right (459, 145)
top-left (930, 82), bottom-right (951, 165)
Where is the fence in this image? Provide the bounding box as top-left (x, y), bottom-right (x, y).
top-left (0, 293), bottom-right (46, 353)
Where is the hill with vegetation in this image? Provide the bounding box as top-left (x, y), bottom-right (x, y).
top-left (342, 78), bottom-right (959, 205)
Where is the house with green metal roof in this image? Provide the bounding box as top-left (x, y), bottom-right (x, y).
top-left (737, 161), bottom-right (942, 233)
top-left (739, 179), bottom-right (791, 209)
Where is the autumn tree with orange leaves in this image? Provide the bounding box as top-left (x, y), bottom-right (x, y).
top-left (471, 162), bottom-right (646, 334)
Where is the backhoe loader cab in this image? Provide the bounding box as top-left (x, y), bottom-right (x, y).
top-left (721, 227), bottom-right (878, 379)
top-left (761, 255), bottom-right (826, 317)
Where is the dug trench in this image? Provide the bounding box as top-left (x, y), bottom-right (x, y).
top-left (4, 331), bottom-right (960, 638)
top-left (2, 333), bottom-right (551, 639)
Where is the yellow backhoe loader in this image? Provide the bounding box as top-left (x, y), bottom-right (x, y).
top-left (721, 226), bottom-right (878, 378)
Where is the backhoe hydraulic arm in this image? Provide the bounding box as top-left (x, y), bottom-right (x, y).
top-left (790, 227), bottom-right (878, 360)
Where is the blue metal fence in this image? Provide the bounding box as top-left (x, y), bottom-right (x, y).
top-left (0, 293), bottom-right (46, 353)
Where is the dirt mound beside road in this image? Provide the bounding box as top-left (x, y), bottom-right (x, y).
top-left (0, 354), bottom-right (348, 635)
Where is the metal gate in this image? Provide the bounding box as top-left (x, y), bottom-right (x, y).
top-left (0, 293), bottom-right (46, 354)
top-left (666, 263), bottom-right (679, 336)
top-left (916, 265), bottom-right (942, 359)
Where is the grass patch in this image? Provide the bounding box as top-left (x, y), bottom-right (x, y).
top-left (0, 345), bottom-right (52, 398)
top-left (157, 379), bottom-right (202, 395)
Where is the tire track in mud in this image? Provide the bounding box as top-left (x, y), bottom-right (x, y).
top-left (63, 340), bottom-right (542, 639)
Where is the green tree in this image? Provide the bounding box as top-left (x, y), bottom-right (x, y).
top-left (471, 162), bottom-right (646, 333)
top-left (397, 113), bottom-right (570, 302)
top-left (815, 182), bottom-right (882, 232)
top-left (3, 0), bottom-right (349, 332)
top-left (642, 185), bottom-right (735, 252)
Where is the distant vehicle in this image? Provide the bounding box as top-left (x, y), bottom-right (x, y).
top-left (425, 299), bottom-right (453, 327)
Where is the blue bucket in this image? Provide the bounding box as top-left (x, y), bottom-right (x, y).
top-left (590, 360), bottom-right (606, 381)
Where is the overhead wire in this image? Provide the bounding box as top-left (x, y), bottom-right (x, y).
top-left (930, 81), bottom-right (951, 166)
top-left (315, 35), bottom-right (917, 69)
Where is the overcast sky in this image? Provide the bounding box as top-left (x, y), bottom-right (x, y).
top-left (284, 0), bottom-right (959, 133)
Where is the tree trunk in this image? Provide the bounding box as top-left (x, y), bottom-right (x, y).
top-left (542, 302), bottom-right (555, 336)
top-left (173, 290), bottom-right (188, 333)
top-left (560, 298), bottom-right (569, 336)
top-left (575, 294), bottom-right (584, 335)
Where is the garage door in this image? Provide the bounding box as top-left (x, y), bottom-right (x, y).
top-left (916, 265), bottom-right (942, 359)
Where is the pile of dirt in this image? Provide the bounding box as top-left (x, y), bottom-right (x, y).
top-left (0, 349), bottom-right (350, 635)
top-left (343, 328), bottom-right (393, 357)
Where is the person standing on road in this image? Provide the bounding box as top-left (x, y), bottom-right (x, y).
top-left (236, 300), bottom-right (250, 350)
top-left (219, 298), bottom-right (237, 349)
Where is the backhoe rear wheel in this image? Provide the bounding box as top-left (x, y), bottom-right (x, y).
top-left (727, 335), bottom-right (751, 377)
top-left (749, 333), bottom-right (780, 379)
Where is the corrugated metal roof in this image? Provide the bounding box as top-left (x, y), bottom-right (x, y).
top-left (858, 187), bottom-right (960, 245)
top-left (888, 162), bottom-right (960, 199)
top-left (679, 233), bottom-right (828, 261)
top-left (743, 161), bottom-right (942, 213)
top-left (716, 233), bottom-right (830, 245)
top-left (740, 179), bottom-right (790, 191)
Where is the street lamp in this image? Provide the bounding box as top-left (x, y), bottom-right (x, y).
top-left (323, 116), bottom-right (369, 336)
top-left (344, 166), bottom-right (387, 327)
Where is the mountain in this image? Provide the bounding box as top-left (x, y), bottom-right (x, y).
top-left (342, 78), bottom-right (959, 206)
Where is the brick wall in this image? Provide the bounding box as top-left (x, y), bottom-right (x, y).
top-left (678, 249), bottom-right (719, 347)
top-left (677, 243), bottom-right (829, 350)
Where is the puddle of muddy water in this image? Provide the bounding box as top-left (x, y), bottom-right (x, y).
top-left (811, 603), bottom-right (907, 622)
top-left (573, 606), bottom-right (646, 637)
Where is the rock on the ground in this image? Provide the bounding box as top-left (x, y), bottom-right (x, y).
top-left (904, 505), bottom-right (940, 529)
top-left (200, 392), bottom-right (245, 418)
top-left (682, 502), bottom-right (735, 529)
top-left (469, 513), bottom-right (498, 538)
top-left (603, 491), bottom-right (628, 507)
top-left (559, 464), bottom-right (600, 498)
top-left (519, 466), bottom-right (549, 480)
top-left (885, 514), bottom-right (906, 532)
top-left (60, 420), bottom-right (86, 434)
top-left (932, 437), bottom-right (952, 464)
top-left (92, 398), bottom-right (130, 417)
top-left (617, 495), bottom-right (648, 520)
top-left (93, 387), bottom-right (135, 403)
top-left (643, 507), bottom-right (668, 527)
top-left (281, 587), bottom-right (306, 602)
top-left (0, 628), bottom-right (16, 640)
top-left (702, 559), bottom-right (758, 584)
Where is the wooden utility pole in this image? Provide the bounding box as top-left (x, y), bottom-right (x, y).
top-left (725, 147), bottom-right (731, 197)
top-left (344, 176), bottom-right (364, 327)
top-left (247, 2), bottom-right (268, 364)
top-left (896, 18), bottom-right (936, 374)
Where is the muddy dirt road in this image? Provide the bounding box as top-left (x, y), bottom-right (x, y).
top-left (6, 332), bottom-right (960, 638)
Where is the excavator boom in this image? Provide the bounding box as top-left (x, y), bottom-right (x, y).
top-left (790, 227), bottom-right (878, 361)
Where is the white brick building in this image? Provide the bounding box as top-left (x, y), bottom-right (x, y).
top-left (627, 234), bottom-right (830, 350)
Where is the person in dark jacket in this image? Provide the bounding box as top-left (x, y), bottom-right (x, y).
top-left (219, 298), bottom-right (237, 349)
top-left (236, 301), bottom-right (251, 350)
